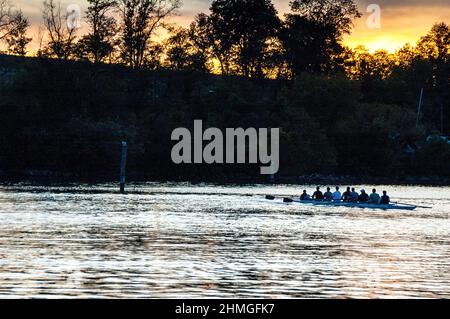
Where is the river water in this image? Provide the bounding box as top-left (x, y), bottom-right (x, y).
top-left (0, 182), bottom-right (449, 298)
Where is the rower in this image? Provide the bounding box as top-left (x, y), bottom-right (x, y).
top-left (380, 191), bottom-right (390, 204)
top-left (300, 190), bottom-right (311, 201)
top-left (324, 187), bottom-right (333, 201)
top-left (332, 187), bottom-right (342, 202)
top-left (358, 189), bottom-right (369, 203)
top-left (369, 188), bottom-right (381, 204)
top-left (350, 187), bottom-right (359, 203)
top-left (342, 187), bottom-right (352, 202)
top-left (312, 187), bottom-right (324, 201)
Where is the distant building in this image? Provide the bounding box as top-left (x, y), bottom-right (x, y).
top-left (401, 142), bottom-right (420, 155)
top-left (427, 135), bottom-right (450, 145)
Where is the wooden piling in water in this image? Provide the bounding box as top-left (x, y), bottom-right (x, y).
top-left (120, 141), bottom-right (127, 194)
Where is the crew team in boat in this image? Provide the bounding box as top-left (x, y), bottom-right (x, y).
top-left (301, 187), bottom-right (390, 205)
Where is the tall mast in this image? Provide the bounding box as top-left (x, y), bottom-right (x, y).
top-left (415, 88), bottom-right (424, 129)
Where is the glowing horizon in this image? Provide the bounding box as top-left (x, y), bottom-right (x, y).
top-left (4, 0), bottom-right (450, 54)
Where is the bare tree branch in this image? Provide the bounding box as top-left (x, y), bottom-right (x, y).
top-left (118, 0), bottom-right (181, 68)
top-left (42, 0), bottom-right (78, 59)
top-left (0, 0), bottom-right (28, 42)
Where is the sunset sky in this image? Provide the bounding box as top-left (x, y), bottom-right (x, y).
top-left (11, 0), bottom-right (450, 53)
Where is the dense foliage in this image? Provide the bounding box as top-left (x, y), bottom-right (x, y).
top-left (0, 51), bottom-right (448, 180)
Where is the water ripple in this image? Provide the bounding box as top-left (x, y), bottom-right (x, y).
top-left (0, 182), bottom-right (449, 298)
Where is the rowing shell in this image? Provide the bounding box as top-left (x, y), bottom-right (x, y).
top-left (268, 197), bottom-right (417, 211)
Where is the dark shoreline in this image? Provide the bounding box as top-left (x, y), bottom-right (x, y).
top-left (1, 170), bottom-right (449, 187)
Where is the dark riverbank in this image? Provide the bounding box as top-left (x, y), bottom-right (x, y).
top-left (1, 170), bottom-right (450, 187)
top-left (1, 54), bottom-right (449, 181)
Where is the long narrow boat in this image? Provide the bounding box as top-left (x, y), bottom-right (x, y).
top-left (266, 196), bottom-right (418, 211)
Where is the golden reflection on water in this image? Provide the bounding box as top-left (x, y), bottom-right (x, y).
top-left (0, 183), bottom-right (449, 298)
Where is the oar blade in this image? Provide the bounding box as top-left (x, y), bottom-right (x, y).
top-left (395, 202), bottom-right (432, 209)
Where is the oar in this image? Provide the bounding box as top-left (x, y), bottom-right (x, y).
top-left (393, 201), bottom-right (432, 209)
top-left (265, 195), bottom-right (296, 203)
top-left (265, 195), bottom-right (295, 200)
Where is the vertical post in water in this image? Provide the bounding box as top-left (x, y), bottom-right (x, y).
top-left (120, 141), bottom-right (127, 194)
top-left (416, 88), bottom-right (424, 128)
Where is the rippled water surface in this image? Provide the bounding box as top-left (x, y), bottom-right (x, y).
top-left (0, 182), bottom-right (449, 298)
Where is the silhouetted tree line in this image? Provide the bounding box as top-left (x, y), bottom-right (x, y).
top-left (0, 0), bottom-right (449, 180)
